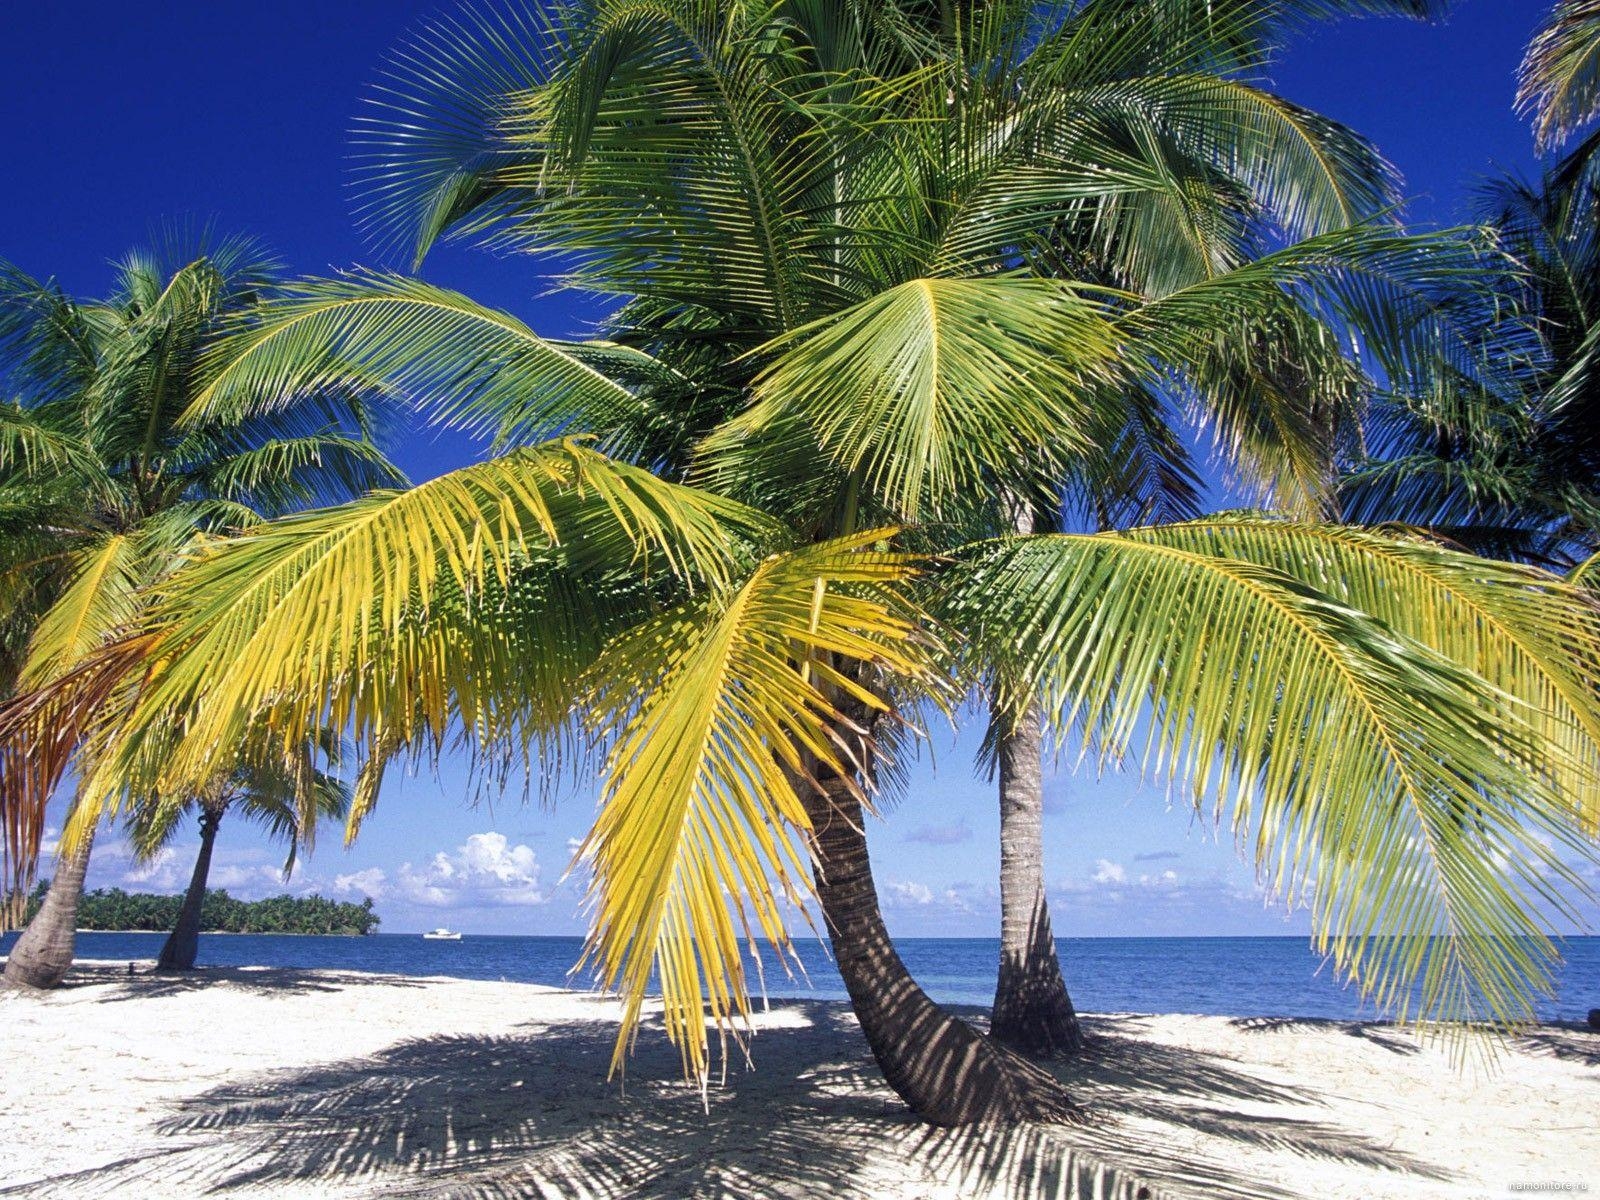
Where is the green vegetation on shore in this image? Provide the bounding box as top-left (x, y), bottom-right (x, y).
top-left (16, 883), bottom-right (379, 936)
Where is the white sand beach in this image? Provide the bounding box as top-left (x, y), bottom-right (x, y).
top-left (1, 962), bottom-right (1594, 1199)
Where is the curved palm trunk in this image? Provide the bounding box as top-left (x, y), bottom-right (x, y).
top-left (3, 826), bottom-right (96, 990)
top-left (800, 770), bottom-right (1079, 1125)
top-left (157, 805), bottom-right (223, 971)
top-left (990, 700), bottom-right (1083, 1055)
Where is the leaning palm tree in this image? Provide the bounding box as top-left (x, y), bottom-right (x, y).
top-left (0, 236), bottom-right (400, 988)
top-left (6, 0), bottom-right (1600, 1129)
top-left (128, 739), bottom-right (351, 972)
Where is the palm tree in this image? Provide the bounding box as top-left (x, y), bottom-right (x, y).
top-left (359, 0), bottom-right (1500, 1058)
top-left (128, 740), bottom-right (351, 972)
top-left (1343, 3), bottom-right (1600, 566)
top-left (5, 0), bottom-right (1600, 1128)
top-left (0, 235), bottom-right (399, 989)
top-left (353, 0), bottom-right (1461, 1056)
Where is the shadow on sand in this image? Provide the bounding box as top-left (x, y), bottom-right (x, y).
top-left (49, 961), bottom-right (428, 1000)
top-left (1515, 1022), bottom-right (1600, 1067)
top-left (1226, 1014), bottom-right (1424, 1057)
top-left (5, 1002), bottom-right (1453, 1200)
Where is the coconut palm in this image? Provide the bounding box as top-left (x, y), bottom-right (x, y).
top-left (1341, 167), bottom-right (1600, 564)
top-left (0, 236), bottom-right (400, 988)
top-left (128, 738), bottom-right (351, 972)
top-left (1344, 4), bottom-right (1600, 565)
top-left (354, 0), bottom-right (1464, 1056)
top-left (5, 0), bottom-right (1600, 1130)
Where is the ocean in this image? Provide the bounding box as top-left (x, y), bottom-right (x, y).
top-left (8, 931), bottom-right (1598, 1022)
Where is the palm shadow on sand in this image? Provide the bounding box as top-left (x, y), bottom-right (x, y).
top-left (8, 1003), bottom-right (1451, 1200)
top-left (55, 962), bottom-right (428, 1000)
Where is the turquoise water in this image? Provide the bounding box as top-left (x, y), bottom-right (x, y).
top-left (9, 931), bottom-right (1597, 1022)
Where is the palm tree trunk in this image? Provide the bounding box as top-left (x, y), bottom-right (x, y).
top-left (2, 825), bottom-right (96, 990)
top-left (990, 698), bottom-right (1084, 1055)
top-left (157, 805), bottom-right (223, 971)
top-left (799, 768), bottom-right (1079, 1125)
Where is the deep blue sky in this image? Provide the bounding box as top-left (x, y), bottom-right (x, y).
top-left (2, 2), bottom-right (1569, 937)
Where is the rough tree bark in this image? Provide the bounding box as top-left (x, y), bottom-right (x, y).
top-left (3, 825), bottom-right (96, 990)
top-left (799, 757), bottom-right (1080, 1126)
top-left (989, 699), bottom-right (1084, 1055)
top-left (157, 802), bottom-right (225, 972)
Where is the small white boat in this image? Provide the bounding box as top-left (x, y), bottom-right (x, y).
top-left (422, 928), bottom-right (462, 940)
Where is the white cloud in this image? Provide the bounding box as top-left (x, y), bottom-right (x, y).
top-left (393, 832), bottom-right (546, 909)
top-left (886, 880), bottom-right (934, 906)
top-left (332, 867), bottom-right (389, 900)
top-left (121, 847), bottom-right (185, 890)
top-left (1092, 859), bottom-right (1126, 885)
top-left (883, 878), bottom-right (978, 914)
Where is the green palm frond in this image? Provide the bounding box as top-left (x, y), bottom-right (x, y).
top-left (701, 277), bottom-right (1120, 519)
top-left (202, 433), bottom-right (409, 510)
top-left (126, 735), bottom-right (352, 874)
top-left (578, 531), bottom-right (927, 1079)
top-left (0, 261), bottom-right (100, 406)
top-left (353, 1), bottom-right (558, 264)
top-left (1121, 224), bottom-right (1507, 511)
top-left (941, 525), bottom-right (1596, 1028)
top-left (1055, 74), bottom-right (1398, 243)
top-left (1519, 0), bottom-right (1600, 152)
top-left (0, 404), bottom-right (112, 496)
top-left (188, 273), bottom-right (659, 453)
top-left (1114, 517), bottom-right (1600, 829)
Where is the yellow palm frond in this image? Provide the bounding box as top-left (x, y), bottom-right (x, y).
top-left (62, 440), bottom-right (771, 841)
top-left (19, 533), bottom-right (146, 688)
top-left (577, 532), bottom-right (927, 1081)
top-left (1128, 518), bottom-right (1600, 830)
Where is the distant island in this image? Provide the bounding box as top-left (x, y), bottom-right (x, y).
top-left (18, 884), bottom-right (380, 936)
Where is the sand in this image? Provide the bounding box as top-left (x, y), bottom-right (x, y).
top-left (1, 961), bottom-right (1595, 1199)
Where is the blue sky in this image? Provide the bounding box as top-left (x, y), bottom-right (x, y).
top-left (4, 2), bottom-right (1569, 936)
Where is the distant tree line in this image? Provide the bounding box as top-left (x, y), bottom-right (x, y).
top-left (14, 883), bottom-right (380, 936)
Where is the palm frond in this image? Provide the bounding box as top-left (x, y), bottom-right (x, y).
top-left (940, 524), bottom-right (1597, 1028)
top-left (701, 277), bottom-right (1119, 519)
top-left (1519, 0), bottom-right (1600, 152)
top-left (577, 531), bottom-right (926, 1080)
top-left (0, 637), bottom-right (154, 918)
top-left (72, 441), bottom-right (770, 818)
top-left (1116, 517), bottom-right (1600, 829)
top-left (19, 534), bottom-right (145, 688)
top-left (353, 0), bottom-right (557, 264)
top-left (188, 273), bottom-right (659, 454)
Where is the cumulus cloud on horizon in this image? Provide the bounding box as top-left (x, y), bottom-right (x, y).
top-left (83, 836), bottom-right (300, 899)
top-left (1092, 859), bottom-right (1127, 885)
top-left (334, 832), bottom-right (546, 910)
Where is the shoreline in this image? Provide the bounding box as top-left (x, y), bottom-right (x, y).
top-left (68, 929), bottom-right (375, 937)
top-left (2, 964), bottom-right (1595, 1198)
